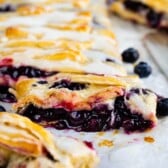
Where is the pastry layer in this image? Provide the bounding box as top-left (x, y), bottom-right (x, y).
top-left (13, 73), bottom-right (157, 133)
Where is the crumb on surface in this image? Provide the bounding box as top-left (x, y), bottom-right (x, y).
top-left (97, 132), bottom-right (105, 136)
top-left (112, 130), bottom-right (119, 135)
top-left (98, 139), bottom-right (114, 147)
top-left (144, 136), bottom-right (155, 143)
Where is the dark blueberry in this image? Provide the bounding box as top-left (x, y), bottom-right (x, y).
top-left (37, 80), bottom-right (48, 84)
top-left (21, 104), bottom-right (39, 122)
top-left (0, 65), bottom-right (56, 79)
top-left (68, 111), bottom-right (89, 126)
top-left (83, 117), bottom-right (102, 132)
top-left (0, 85), bottom-right (17, 103)
top-left (157, 98), bottom-right (168, 117)
top-left (0, 105), bottom-right (6, 111)
top-left (50, 80), bottom-right (88, 91)
top-left (124, 0), bottom-right (148, 12)
top-left (49, 80), bottom-right (69, 89)
top-left (54, 120), bottom-right (68, 130)
top-left (42, 108), bottom-right (67, 121)
top-left (0, 4), bottom-right (16, 12)
top-left (0, 66), bottom-right (9, 76)
top-left (146, 10), bottom-right (163, 28)
top-left (134, 62), bottom-right (152, 78)
top-left (129, 88), bottom-right (149, 96)
top-left (68, 82), bottom-right (87, 90)
top-left (123, 118), bottom-right (153, 133)
top-left (11, 68), bottom-right (20, 79)
top-left (121, 48), bottom-right (139, 63)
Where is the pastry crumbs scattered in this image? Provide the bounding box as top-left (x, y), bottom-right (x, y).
top-left (97, 132), bottom-right (105, 136)
top-left (144, 136), bottom-right (155, 143)
top-left (98, 139), bottom-right (114, 147)
top-left (112, 130), bottom-right (119, 135)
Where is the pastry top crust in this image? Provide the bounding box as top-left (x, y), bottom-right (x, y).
top-left (0, 27), bottom-right (125, 76)
top-left (0, 8), bottom-right (91, 31)
top-left (0, 112), bottom-right (99, 168)
top-left (0, 1), bottom-right (123, 77)
top-left (13, 73), bottom-right (140, 111)
top-left (0, 0), bottom-right (90, 9)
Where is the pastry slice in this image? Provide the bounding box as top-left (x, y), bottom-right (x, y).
top-left (0, 112), bottom-right (98, 168)
top-left (13, 73), bottom-right (158, 133)
top-left (107, 0), bottom-right (168, 30)
top-left (0, 34), bottom-right (125, 87)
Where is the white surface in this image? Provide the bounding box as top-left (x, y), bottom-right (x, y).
top-left (1, 13), bottom-right (168, 168)
top-left (49, 17), bottom-right (168, 168)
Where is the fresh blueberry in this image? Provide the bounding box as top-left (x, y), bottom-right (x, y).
top-left (121, 48), bottom-right (139, 63)
top-left (0, 105), bottom-right (6, 111)
top-left (157, 98), bottom-right (168, 117)
top-left (134, 62), bottom-right (152, 78)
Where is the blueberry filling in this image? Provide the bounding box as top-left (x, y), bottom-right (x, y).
top-left (0, 4), bottom-right (16, 12)
top-left (20, 97), bottom-right (153, 133)
top-left (157, 98), bottom-right (168, 117)
top-left (49, 80), bottom-right (88, 91)
top-left (0, 65), bottom-right (57, 80)
top-left (37, 80), bottom-right (48, 84)
top-left (113, 96), bottom-right (153, 132)
top-left (0, 105), bottom-right (6, 111)
top-left (146, 10), bottom-right (163, 28)
top-left (124, 0), bottom-right (149, 12)
top-left (0, 85), bottom-right (16, 103)
top-left (123, 0), bottom-right (163, 28)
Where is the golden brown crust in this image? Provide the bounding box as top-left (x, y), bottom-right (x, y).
top-left (13, 73), bottom-right (140, 112)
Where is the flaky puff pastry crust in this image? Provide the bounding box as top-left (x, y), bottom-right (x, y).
top-left (0, 112), bottom-right (99, 168)
top-left (13, 73), bottom-right (140, 112)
